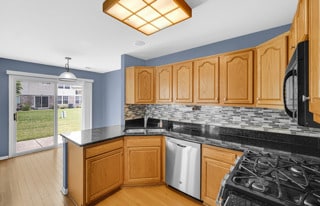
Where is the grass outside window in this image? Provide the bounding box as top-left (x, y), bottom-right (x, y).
top-left (17, 108), bottom-right (81, 142)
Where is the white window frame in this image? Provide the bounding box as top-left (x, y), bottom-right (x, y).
top-left (7, 70), bottom-right (93, 157)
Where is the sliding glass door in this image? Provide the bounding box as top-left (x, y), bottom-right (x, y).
top-left (13, 78), bottom-right (57, 155)
top-left (57, 84), bottom-right (83, 144)
top-left (8, 72), bottom-right (91, 157)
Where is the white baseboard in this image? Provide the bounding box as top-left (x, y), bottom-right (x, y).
top-left (0, 156), bottom-right (9, 161)
top-left (61, 187), bottom-right (68, 195)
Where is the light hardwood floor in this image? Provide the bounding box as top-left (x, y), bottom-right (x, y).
top-left (0, 147), bottom-right (73, 206)
top-left (0, 148), bottom-right (203, 206)
top-left (97, 186), bottom-right (202, 206)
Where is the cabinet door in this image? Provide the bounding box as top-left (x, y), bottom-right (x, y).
top-left (125, 146), bottom-right (161, 185)
top-left (201, 145), bottom-right (242, 206)
top-left (256, 34), bottom-right (288, 108)
top-left (124, 136), bottom-right (162, 185)
top-left (156, 65), bottom-right (173, 103)
top-left (220, 50), bottom-right (254, 105)
top-left (296, 0), bottom-right (309, 43)
top-left (194, 57), bottom-right (219, 103)
top-left (135, 67), bottom-right (155, 103)
top-left (173, 61), bottom-right (193, 103)
top-left (86, 148), bottom-right (123, 204)
top-left (126, 66), bottom-right (155, 104)
top-left (309, 0), bottom-right (320, 122)
top-left (288, 18), bottom-right (297, 59)
top-left (202, 157), bottom-right (232, 206)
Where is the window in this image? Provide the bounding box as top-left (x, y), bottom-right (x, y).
top-left (64, 85), bottom-right (70, 89)
top-left (58, 84), bottom-right (63, 89)
top-left (57, 96), bottom-right (62, 104)
top-left (75, 89), bottom-right (82, 95)
top-left (75, 96), bottom-right (82, 105)
top-left (63, 96), bottom-right (68, 104)
top-left (35, 96), bottom-right (49, 108)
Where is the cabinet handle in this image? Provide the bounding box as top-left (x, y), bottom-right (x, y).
top-left (302, 95), bottom-right (310, 102)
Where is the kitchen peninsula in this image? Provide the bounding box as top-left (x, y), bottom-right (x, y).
top-left (62, 120), bottom-right (320, 206)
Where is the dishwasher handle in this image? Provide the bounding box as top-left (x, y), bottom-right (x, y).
top-left (176, 143), bottom-right (187, 148)
top-left (167, 139), bottom-right (188, 148)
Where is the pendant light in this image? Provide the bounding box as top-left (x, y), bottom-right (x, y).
top-left (58, 57), bottom-right (77, 81)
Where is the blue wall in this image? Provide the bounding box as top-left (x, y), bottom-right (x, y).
top-left (146, 24), bottom-right (290, 66)
top-left (102, 69), bottom-right (122, 126)
top-left (0, 58), bottom-right (106, 157)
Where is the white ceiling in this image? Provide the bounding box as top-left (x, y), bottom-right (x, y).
top-left (0, 0), bottom-right (298, 73)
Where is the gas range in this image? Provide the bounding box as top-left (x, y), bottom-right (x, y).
top-left (218, 150), bottom-right (320, 206)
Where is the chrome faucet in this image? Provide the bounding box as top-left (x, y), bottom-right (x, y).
top-left (144, 114), bottom-right (149, 128)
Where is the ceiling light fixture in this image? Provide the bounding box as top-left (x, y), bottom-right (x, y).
top-left (58, 57), bottom-right (77, 81)
top-left (103, 0), bottom-right (192, 35)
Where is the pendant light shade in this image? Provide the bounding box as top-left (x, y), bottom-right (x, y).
top-left (59, 57), bottom-right (77, 81)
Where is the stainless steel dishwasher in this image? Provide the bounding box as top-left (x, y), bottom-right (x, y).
top-left (165, 136), bottom-right (201, 200)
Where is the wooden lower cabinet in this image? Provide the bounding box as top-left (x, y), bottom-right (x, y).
top-left (124, 136), bottom-right (164, 185)
top-left (86, 148), bottom-right (123, 204)
top-left (201, 145), bottom-right (242, 206)
top-left (67, 138), bottom-right (124, 206)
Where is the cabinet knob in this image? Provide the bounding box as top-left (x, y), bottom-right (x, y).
top-left (223, 97), bottom-right (226, 101)
top-left (215, 97), bottom-right (218, 101)
top-left (256, 97), bottom-right (260, 101)
top-left (291, 46), bottom-right (296, 49)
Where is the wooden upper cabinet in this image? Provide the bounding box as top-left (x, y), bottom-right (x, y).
top-left (173, 61), bottom-right (193, 103)
top-left (256, 34), bottom-right (288, 109)
top-left (288, 0), bottom-right (309, 59)
top-left (126, 66), bottom-right (155, 104)
top-left (194, 57), bottom-right (219, 103)
top-left (288, 17), bottom-right (297, 59)
top-left (309, 0), bottom-right (320, 123)
top-left (155, 65), bottom-right (173, 103)
top-left (219, 49), bottom-right (254, 105)
top-left (296, 0), bottom-right (309, 43)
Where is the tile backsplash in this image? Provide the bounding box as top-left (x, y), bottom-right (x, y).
top-left (125, 104), bottom-right (320, 138)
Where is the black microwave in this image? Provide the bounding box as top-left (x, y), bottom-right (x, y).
top-left (283, 40), bottom-right (320, 128)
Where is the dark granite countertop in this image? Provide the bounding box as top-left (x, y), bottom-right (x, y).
top-left (60, 125), bottom-right (125, 146)
top-left (61, 121), bottom-right (320, 157)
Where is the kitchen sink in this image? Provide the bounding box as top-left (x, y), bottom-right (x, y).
top-left (124, 128), bottom-right (166, 134)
